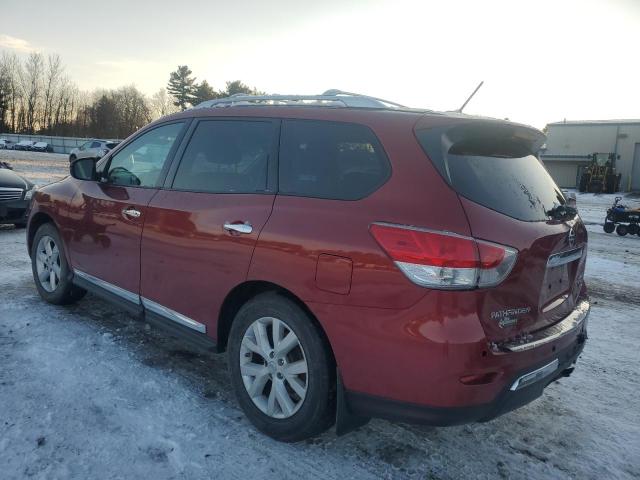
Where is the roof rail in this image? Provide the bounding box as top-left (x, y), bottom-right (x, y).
top-left (192, 89), bottom-right (406, 110)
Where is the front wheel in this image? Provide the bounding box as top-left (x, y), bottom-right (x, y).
top-left (603, 222), bottom-right (615, 233)
top-left (227, 293), bottom-right (335, 442)
top-left (31, 223), bottom-right (86, 304)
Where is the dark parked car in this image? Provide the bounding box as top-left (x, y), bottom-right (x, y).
top-left (13, 140), bottom-right (35, 151)
top-left (0, 165), bottom-right (35, 227)
top-left (26, 91), bottom-right (589, 442)
top-left (32, 141), bottom-right (53, 152)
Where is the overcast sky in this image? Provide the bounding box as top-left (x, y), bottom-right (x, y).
top-left (1, 0), bottom-right (639, 128)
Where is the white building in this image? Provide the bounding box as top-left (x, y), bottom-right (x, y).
top-left (540, 120), bottom-right (640, 192)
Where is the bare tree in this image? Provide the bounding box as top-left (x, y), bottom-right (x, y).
top-left (42, 54), bottom-right (63, 132)
top-left (149, 88), bottom-right (179, 119)
top-left (20, 52), bottom-right (44, 133)
top-left (0, 52), bottom-right (23, 132)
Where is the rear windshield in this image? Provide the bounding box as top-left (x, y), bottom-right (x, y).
top-left (417, 130), bottom-right (564, 222)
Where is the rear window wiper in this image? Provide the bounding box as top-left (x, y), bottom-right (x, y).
top-left (546, 204), bottom-right (577, 220)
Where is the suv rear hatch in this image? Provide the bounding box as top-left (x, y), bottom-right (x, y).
top-left (415, 117), bottom-right (588, 342)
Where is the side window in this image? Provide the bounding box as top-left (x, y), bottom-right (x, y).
top-left (90, 141), bottom-right (102, 148)
top-left (79, 141), bottom-right (90, 151)
top-left (107, 122), bottom-right (184, 187)
top-left (279, 120), bottom-right (390, 200)
top-left (172, 120), bottom-right (274, 193)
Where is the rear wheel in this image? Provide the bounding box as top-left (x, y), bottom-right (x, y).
top-left (31, 223), bottom-right (86, 304)
top-left (603, 222), bottom-right (615, 233)
top-left (228, 293), bottom-right (335, 442)
top-left (628, 224), bottom-right (639, 236)
top-left (616, 224), bottom-right (628, 236)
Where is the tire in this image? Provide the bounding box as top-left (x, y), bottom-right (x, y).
top-left (603, 222), bottom-right (615, 234)
top-left (31, 222), bottom-right (86, 305)
top-left (628, 224), bottom-right (639, 236)
top-left (616, 224), bottom-right (628, 236)
top-left (227, 292), bottom-right (335, 442)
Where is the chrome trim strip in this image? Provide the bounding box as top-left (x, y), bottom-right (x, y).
top-left (141, 297), bottom-right (206, 334)
top-left (510, 359), bottom-right (559, 391)
top-left (497, 300), bottom-right (589, 353)
top-left (73, 269), bottom-right (140, 304)
top-left (547, 247), bottom-right (583, 268)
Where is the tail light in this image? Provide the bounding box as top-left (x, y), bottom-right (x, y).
top-left (369, 223), bottom-right (517, 289)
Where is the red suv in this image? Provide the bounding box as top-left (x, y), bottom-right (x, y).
top-left (26, 91), bottom-right (589, 442)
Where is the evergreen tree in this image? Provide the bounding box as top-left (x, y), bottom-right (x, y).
top-left (167, 65), bottom-right (196, 110)
top-left (192, 80), bottom-right (218, 105)
top-left (224, 80), bottom-right (256, 96)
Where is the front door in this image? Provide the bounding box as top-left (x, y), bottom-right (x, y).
top-left (140, 119), bottom-right (278, 336)
top-left (66, 122), bottom-right (186, 298)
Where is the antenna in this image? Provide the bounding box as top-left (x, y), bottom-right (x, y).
top-left (457, 81), bottom-right (484, 113)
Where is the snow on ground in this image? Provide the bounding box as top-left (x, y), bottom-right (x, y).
top-left (1, 153), bottom-right (639, 479)
top-left (0, 149), bottom-right (69, 186)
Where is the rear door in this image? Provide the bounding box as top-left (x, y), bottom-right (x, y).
top-left (66, 122), bottom-right (186, 298)
top-left (416, 121), bottom-right (588, 341)
top-left (139, 118), bottom-right (278, 336)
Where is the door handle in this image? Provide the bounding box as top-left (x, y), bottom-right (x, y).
top-left (122, 207), bottom-right (142, 219)
top-left (223, 222), bottom-right (253, 234)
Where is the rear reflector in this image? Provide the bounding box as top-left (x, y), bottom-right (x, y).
top-left (370, 223), bottom-right (517, 289)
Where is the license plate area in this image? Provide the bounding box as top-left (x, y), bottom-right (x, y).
top-left (541, 247), bottom-right (583, 312)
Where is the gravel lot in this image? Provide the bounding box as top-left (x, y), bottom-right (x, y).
top-left (1, 152), bottom-right (639, 479)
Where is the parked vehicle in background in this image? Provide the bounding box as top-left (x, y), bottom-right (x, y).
top-left (32, 142), bottom-right (53, 153)
top-left (68, 139), bottom-right (120, 162)
top-left (13, 140), bottom-right (35, 151)
top-left (0, 164), bottom-right (35, 227)
top-left (0, 139), bottom-right (14, 150)
top-left (27, 91), bottom-right (589, 442)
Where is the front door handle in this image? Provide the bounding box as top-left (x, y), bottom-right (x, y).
top-left (122, 207), bottom-right (142, 220)
top-left (223, 222), bottom-right (253, 234)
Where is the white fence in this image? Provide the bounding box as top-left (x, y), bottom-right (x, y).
top-left (0, 133), bottom-right (117, 155)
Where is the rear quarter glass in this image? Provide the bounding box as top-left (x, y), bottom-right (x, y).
top-left (278, 119), bottom-right (391, 201)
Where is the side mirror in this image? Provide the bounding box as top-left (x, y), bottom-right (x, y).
top-left (70, 157), bottom-right (97, 181)
top-left (566, 192), bottom-right (577, 208)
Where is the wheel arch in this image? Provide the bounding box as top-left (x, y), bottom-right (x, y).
top-left (216, 280), bottom-right (336, 366)
top-left (27, 212), bottom-right (56, 256)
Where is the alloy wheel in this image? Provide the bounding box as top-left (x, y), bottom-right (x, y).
top-left (35, 235), bottom-right (61, 292)
top-left (239, 316), bottom-right (308, 419)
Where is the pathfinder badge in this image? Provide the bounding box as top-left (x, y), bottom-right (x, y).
top-left (491, 306), bottom-right (532, 328)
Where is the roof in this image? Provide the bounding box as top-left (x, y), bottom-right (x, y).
top-left (547, 119), bottom-right (640, 127)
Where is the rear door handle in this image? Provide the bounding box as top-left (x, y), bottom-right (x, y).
top-left (122, 207), bottom-right (142, 219)
top-left (223, 222), bottom-right (253, 234)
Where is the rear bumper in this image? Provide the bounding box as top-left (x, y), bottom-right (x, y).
top-left (345, 327), bottom-right (586, 425)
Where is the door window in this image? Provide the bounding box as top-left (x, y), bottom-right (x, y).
top-left (172, 120), bottom-right (274, 193)
top-left (106, 122), bottom-right (184, 187)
